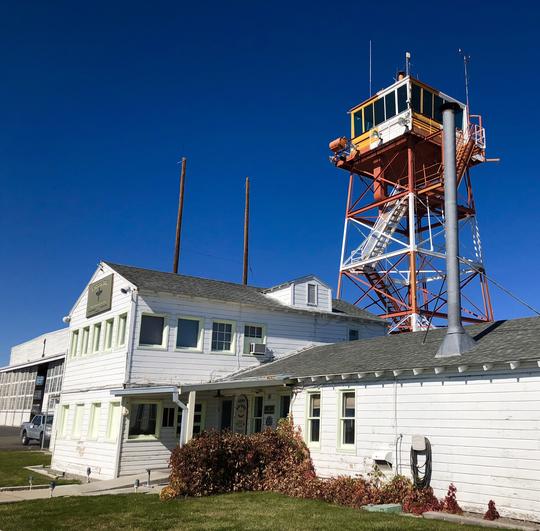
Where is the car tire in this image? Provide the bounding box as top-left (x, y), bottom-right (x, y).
top-left (21, 431), bottom-right (29, 446)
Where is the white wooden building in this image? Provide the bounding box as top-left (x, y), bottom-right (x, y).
top-left (0, 329), bottom-right (67, 427)
top-left (221, 317), bottom-right (540, 522)
top-left (49, 261), bottom-right (385, 480)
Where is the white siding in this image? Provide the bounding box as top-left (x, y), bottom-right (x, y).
top-left (50, 389), bottom-right (122, 480)
top-left (9, 328), bottom-right (68, 365)
top-left (129, 292), bottom-right (384, 385)
top-left (265, 286), bottom-right (292, 306)
top-left (291, 371), bottom-right (540, 522)
top-left (62, 264), bottom-right (134, 393)
top-left (292, 279), bottom-right (332, 312)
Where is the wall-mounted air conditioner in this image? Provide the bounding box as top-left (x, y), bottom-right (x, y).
top-left (249, 343), bottom-right (267, 355)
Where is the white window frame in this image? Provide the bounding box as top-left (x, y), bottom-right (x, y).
top-left (127, 401), bottom-right (162, 441)
top-left (72, 403), bottom-right (84, 439)
top-left (81, 327), bottom-right (90, 356)
top-left (250, 395), bottom-right (264, 433)
top-left (69, 330), bottom-right (79, 358)
top-left (306, 391), bottom-right (321, 448)
top-left (242, 323), bottom-right (266, 355)
top-left (87, 402), bottom-right (101, 441)
top-left (338, 390), bottom-right (356, 451)
top-left (192, 402), bottom-right (206, 436)
top-left (307, 283), bottom-right (318, 306)
top-left (116, 313), bottom-right (128, 348)
top-left (106, 401), bottom-right (122, 442)
top-left (104, 318), bottom-right (114, 351)
top-left (210, 319), bottom-right (236, 354)
top-left (92, 322), bottom-right (102, 353)
top-left (138, 313), bottom-right (169, 350)
top-left (161, 406), bottom-right (176, 428)
top-left (58, 404), bottom-right (70, 439)
top-left (175, 316), bottom-right (204, 352)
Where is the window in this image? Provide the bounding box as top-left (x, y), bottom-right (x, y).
top-left (251, 396), bottom-right (263, 433)
top-left (455, 108), bottom-right (464, 130)
top-left (353, 111), bottom-right (363, 138)
top-left (88, 403), bottom-right (101, 440)
top-left (176, 317), bottom-right (203, 350)
top-left (211, 321), bottom-right (235, 352)
top-left (70, 330), bottom-right (79, 357)
top-left (81, 327), bottom-right (90, 355)
top-left (422, 89), bottom-right (433, 119)
top-left (92, 323), bottom-right (102, 353)
top-left (106, 402), bottom-right (121, 441)
top-left (129, 403), bottom-right (159, 438)
top-left (363, 104), bottom-right (374, 132)
top-left (411, 83), bottom-right (421, 113)
top-left (385, 92), bottom-right (396, 120)
top-left (139, 315), bottom-right (166, 347)
top-left (307, 283), bottom-right (317, 306)
top-left (162, 407), bottom-right (175, 428)
top-left (339, 391), bottom-right (355, 447)
top-left (307, 393), bottom-right (321, 444)
top-left (279, 395), bottom-right (291, 419)
top-left (32, 415), bottom-right (42, 426)
top-left (397, 84), bottom-right (408, 113)
top-left (348, 329), bottom-right (359, 341)
top-left (193, 402), bottom-right (206, 435)
top-left (433, 95), bottom-right (444, 123)
top-left (58, 405), bottom-right (69, 438)
top-left (117, 313), bottom-right (127, 347)
top-left (243, 324), bottom-right (265, 354)
top-left (104, 319), bottom-right (114, 350)
top-left (374, 97), bottom-right (385, 126)
top-left (72, 404), bottom-right (84, 438)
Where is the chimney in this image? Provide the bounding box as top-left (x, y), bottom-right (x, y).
top-left (436, 102), bottom-right (476, 358)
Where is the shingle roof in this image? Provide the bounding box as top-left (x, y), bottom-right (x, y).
top-left (229, 317), bottom-right (540, 379)
top-left (105, 262), bottom-right (382, 323)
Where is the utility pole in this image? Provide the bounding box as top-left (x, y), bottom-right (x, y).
top-left (242, 176), bottom-right (250, 285)
top-left (173, 157), bottom-right (187, 274)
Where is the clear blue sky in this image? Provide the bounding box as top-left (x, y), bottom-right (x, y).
top-left (1, 1), bottom-right (538, 364)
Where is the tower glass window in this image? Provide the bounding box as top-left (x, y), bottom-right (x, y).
top-left (211, 321), bottom-right (234, 352)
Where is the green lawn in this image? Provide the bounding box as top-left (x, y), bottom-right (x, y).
top-left (0, 451), bottom-right (78, 488)
top-left (0, 492), bottom-right (490, 530)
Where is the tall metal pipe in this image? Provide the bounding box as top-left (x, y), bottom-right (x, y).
top-left (436, 103), bottom-right (476, 358)
top-left (173, 157), bottom-right (187, 274)
top-left (242, 176), bottom-right (250, 285)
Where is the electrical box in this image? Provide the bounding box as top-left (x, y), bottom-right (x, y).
top-left (412, 434), bottom-right (426, 451)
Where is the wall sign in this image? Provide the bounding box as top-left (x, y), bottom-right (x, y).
top-left (86, 274), bottom-right (114, 318)
top-left (233, 394), bottom-right (248, 434)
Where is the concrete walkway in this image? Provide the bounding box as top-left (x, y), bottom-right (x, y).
top-left (0, 469), bottom-right (170, 504)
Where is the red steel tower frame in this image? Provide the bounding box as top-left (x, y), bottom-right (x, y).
top-left (332, 76), bottom-right (494, 332)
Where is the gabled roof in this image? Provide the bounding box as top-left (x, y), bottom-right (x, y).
top-left (105, 262), bottom-right (383, 323)
top-left (264, 274), bottom-right (332, 293)
top-left (228, 317), bottom-right (540, 380)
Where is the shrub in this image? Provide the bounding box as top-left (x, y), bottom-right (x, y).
top-left (484, 500), bottom-right (500, 520)
top-left (380, 475), bottom-right (413, 504)
top-left (440, 483), bottom-right (463, 514)
top-left (402, 487), bottom-right (441, 515)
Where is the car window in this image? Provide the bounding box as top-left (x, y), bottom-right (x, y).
top-left (32, 416), bottom-right (42, 426)
top-left (46, 416), bottom-right (54, 425)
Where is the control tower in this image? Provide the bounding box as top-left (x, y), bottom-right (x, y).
top-left (330, 71), bottom-right (493, 332)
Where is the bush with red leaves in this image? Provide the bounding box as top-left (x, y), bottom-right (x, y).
top-left (484, 500), bottom-right (500, 520)
top-left (402, 487), bottom-right (441, 515)
top-left (441, 483), bottom-right (463, 514)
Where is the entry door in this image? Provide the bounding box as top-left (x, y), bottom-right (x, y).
top-left (220, 399), bottom-right (233, 431)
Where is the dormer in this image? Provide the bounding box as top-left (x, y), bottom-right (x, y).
top-left (264, 275), bottom-right (332, 312)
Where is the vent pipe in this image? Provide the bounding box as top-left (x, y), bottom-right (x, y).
top-left (436, 103), bottom-right (476, 358)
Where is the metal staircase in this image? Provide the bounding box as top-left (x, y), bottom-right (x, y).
top-left (359, 189), bottom-right (408, 262)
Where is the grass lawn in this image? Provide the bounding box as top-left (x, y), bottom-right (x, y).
top-left (0, 492), bottom-right (489, 530)
top-left (0, 451), bottom-right (78, 488)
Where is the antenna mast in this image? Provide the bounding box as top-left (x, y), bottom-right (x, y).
top-left (242, 176), bottom-right (250, 285)
top-left (458, 49), bottom-right (471, 112)
top-left (173, 157), bottom-right (187, 274)
top-left (369, 40), bottom-right (372, 96)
